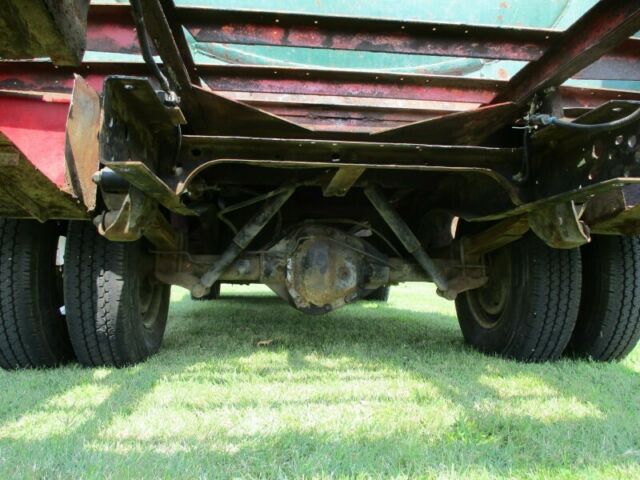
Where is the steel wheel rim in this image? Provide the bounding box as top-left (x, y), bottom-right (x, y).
top-left (137, 247), bottom-right (163, 330)
top-left (467, 247), bottom-right (511, 329)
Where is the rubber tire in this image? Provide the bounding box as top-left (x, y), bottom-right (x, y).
top-left (0, 219), bottom-right (73, 369)
top-left (367, 285), bottom-right (390, 302)
top-left (455, 233), bottom-right (582, 362)
top-left (567, 236), bottom-right (640, 361)
top-left (191, 282), bottom-right (221, 301)
top-left (64, 222), bottom-right (170, 367)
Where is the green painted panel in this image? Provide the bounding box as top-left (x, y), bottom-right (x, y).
top-left (182, 0), bottom-right (589, 75)
top-left (176, 0), bottom-right (571, 26)
top-left (98, 0), bottom-right (639, 90)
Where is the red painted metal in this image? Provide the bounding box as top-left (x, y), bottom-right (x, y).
top-left (183, 7), bottom-right (550, 62)
top-left (1, 0), bottom-right (640, 151)
top-left (0, 61), bottom-right (502, 104)
top-left (0, 96), bottom-right (70, 187)
top-left (83, 3), bottom-right (640, 82)
top-left (199, 65), bottom-right (502, 104)
top-left (3, 60), bottom-right (640, 135)
top-left (0, 62), bottom-right (150, 94)
top-left (86, 4), bottom-right (140, 55)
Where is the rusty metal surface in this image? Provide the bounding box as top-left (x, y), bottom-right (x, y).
top-left (177, 223), bottom-right (470, 313)
top-left (472, 179), bottom-right (640, 223)
top-left (199, 64), bottom-right (504, 105)
top-left (135, 0), bottom-right (199, 107)
top-left (100, 76), bottom-right (184, 178)
top-left (157, 0), bottom-right (200, 85)
top-left (224, 92), bottom-right (481, 133)
top-left (532, 100), bottom-right (640, 145)
top-left (0, 0), bottom-right (89, 66)
top-left (156, 253), bottom-right (431, 285)
top-left (3, 61), bottom-right (640, 137)
top-left (83, 3), bottom-right (640, 82)
top-left (102, 161), bottom-right (195, 216)
top-left (493, 0), bottom-right (640, 105)
top-left (85, 3), bottom-right (142, 56)
top-left (182, 6), bottom-right (552, 62)
top-left (575, 39), bottom-right (640, 82)
top-left (97, 188), bottom-right (180, 251)
top-left (373, 102), bottom-right (519, 145)
top-left (176, 135), bottom-right (522, 203)
top-left (282, 226), bottom-right (388, 313)
top-left (191, 85), bottom-right (313, 137)
top-left (466, 100), bottom-right (640, 222)
top-left (3, 0), bottom-right (640, 243)
top-left (0, 133), bottom-right (86, 221)
top-left (583, 185), bottom-right (640, 235)
top-left (531, 103), bottom-right (640, 202)
top-left (133, 1), bottom-right (315, 139)
top-left (460, 216), bottom-right (530, 257)
top-left (156, 253), bottom-right (443, 294)
top-left (3, 59), bottom-right (638, 108)
top-left (529, 201), bottom-right (590, 249)
top-left (155, 248), bottom-right (486, 304)
top-left (65, 75), bottom-right (100, 212)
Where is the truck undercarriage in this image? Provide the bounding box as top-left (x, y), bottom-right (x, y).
top-left (1, 0), bottom-right (640, 367)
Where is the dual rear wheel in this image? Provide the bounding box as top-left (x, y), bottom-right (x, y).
top-left (456, 233), bottom-right (640, 362)
top-left (63, 222), bottom-right (170, 367)
top-left (0, 219), bottom-right (72, 369)
top-left (0, 219), bottom-right (639, 368)
top-left (0, 219), bottom-right (169, 369)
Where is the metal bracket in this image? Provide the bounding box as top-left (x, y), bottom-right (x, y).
top-left (583, 184), bottom-right (640, 235)
top-left (100, 76), bottom-right (185, 175)
top-left (96, 188), bottom-right (180, 251)
top-left (65, 75), bottom-right (100, 212)
top-left (528, 201), bottom-right (590, 249)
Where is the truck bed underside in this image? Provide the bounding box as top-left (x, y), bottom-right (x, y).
top-left (2, 0), bottom-right (640, 305)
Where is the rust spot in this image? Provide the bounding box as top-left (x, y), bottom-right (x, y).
top-left (500, 1), bottom-right (509, 8)
top-left (497, 68), bottom-right (509, 80)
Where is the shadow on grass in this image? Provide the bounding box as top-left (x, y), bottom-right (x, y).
top-left (0, 288), bottom-right (638, 477)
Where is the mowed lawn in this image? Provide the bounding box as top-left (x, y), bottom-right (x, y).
top-left (0, 284), bottom-right (638, 479)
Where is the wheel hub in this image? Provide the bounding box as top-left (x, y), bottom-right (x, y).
top-left (137, 250), bottom-right (162, 329)
top-left (468, 247), bottom-right (511, 328)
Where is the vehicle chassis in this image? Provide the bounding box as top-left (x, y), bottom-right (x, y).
top-left (2, 0), bottom-right (640, 366)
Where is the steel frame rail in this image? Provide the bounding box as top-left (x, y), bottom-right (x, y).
top-left (2, 0), bottom-right (639, 141)
top-left (84, 2), bottom-right (640, 82)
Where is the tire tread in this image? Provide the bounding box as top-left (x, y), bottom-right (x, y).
top-left (570, 236), bottom-right (640, 361)
top-left (456, 233), bottom-right (581, 363)
top-left (0, 219), bottom-right (71, 369)
top-left (64, 221), bottom-right (169, 368)
top-left (510, 239), bottom-right (581, 362)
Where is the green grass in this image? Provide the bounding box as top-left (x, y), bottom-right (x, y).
top-left (0, 284), bottom-right (638, 479)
